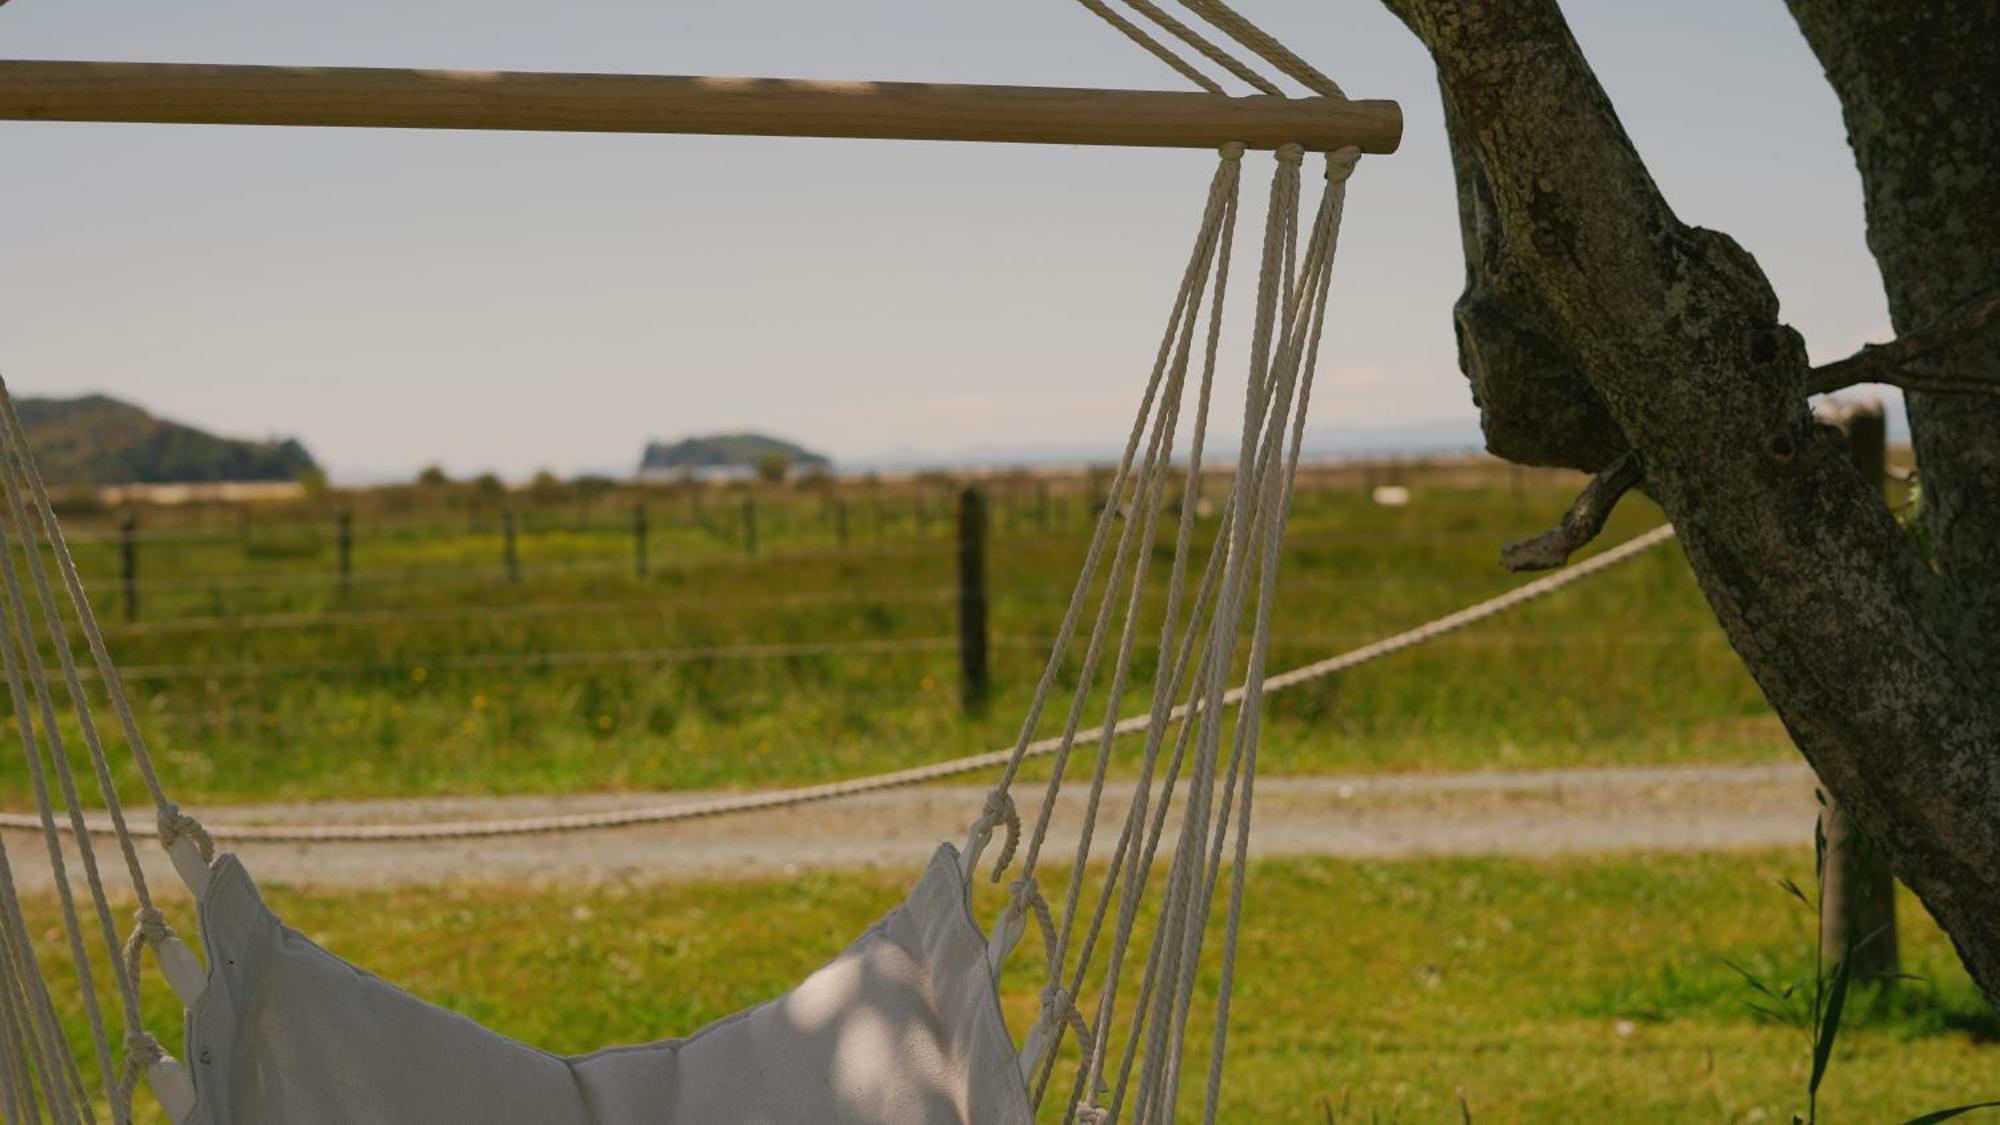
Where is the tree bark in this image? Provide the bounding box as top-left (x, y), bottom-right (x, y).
top-left (1783, 0), bottom-right (2000, 678)
top-left (1379, 0), bottom-right (2000, 1004)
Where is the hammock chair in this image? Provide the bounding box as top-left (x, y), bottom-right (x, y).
top-left (0, 5), bottom-right (1396, 1122)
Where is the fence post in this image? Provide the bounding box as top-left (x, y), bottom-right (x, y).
top-left (741, 497), bottom-right (757, 556)
top-left (336, 511), bottom-right (353, 594)
top-left (632, 503), bottom-right (649, 577)
top-left (1817, 399), bottom-right (1899, 982)
top-left (120, 515), bottom-right (139, 621)
top-left (502, 508), bottom-right (520, 582)
top-left (957, 487), bottom-right (990, 714)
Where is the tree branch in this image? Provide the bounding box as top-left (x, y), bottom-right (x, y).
top-left (1384, 0), bottom-right (2000, 1006)
top-left (1805, 289), bottom-right (2000, 396)
top-left (1499, 452), bottom-right (1641, 571)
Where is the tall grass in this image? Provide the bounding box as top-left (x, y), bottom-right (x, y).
top-left (6, 463), bottom-right (1791, 806)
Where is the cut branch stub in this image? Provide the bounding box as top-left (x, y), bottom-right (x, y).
top-left (1499, 452), bottom-right (1642, 571)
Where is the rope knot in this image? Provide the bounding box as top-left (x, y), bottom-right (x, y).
top-left (124, 906), bottom-right (179, 1002)
top-left (1324, 145), bottom-right (1362, 184)
top-left (1275, 142), bottom-right (1306, 165)
top-left (118, 1030), bottom-right (169, 1107)
top-left (1007, 876), bottom-right (1048, 919)
top-left (157, 803), bottom-right (215, 862)
top-left (1218, 140), bottom-right (1246, 161)
top-left (1039, 984), bottom-right (1072, 1017)
top-left (1038, 985), bottom-right (1097, 1059)
top-left (124, 1031), bottom-right (166, 1070)
top-left (978, 790), bottom-right (1022, 879)
top-left (1006, 876), bottom-right (1040, 912)
top-left (134, 906), bottom-right (170, 944)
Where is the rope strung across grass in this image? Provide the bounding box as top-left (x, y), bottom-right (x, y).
top-left (0, 523), bottom-right (1675, 845)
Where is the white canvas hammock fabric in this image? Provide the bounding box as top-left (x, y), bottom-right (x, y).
top-left (0, 13), bottom-right (1365, 1122)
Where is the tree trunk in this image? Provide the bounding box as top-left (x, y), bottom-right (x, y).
top-left (1379, 0), bottom-right (2000, 1006)
top-left (1782, 0), bottom-right (2000, 680)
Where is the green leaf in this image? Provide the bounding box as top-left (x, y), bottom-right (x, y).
top-left (1809, 952), bottom-right (1854, 1096)
top-left (1747, 1002), bottom-right (1792, 1026)
top-left (1725, 962), bottom-right (1797, 1009)
top-left (1778, 877), bottom-right (1811, 907)
top-left (1900, 1101), bottom-right (2000, 1124)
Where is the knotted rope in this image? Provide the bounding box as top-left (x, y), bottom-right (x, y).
top-left (155, 803), bottom-right (215, 865)
top-left (0, 378), bottom-right (207, 1121)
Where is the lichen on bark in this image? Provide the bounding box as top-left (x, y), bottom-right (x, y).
top-left (1381, 0), bottom-right (2000, 1006)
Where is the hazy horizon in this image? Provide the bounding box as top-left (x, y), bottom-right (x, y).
top-left (0, 1), bottom-right (1900, 482)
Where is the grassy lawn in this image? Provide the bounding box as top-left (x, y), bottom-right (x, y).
top-left (11, 468), bottom-right (1798, 807)
top-left (38, 846), bottom-right (1995, 1123)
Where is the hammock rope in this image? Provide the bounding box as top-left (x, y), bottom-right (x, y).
top-left (1070, 0), bottom-right (1230, 94)
top-left (1112, 0), bottom-right (1284, 96)
top-left (0, 138), bottom-right (1362, 1122)
top-left (1070, 0), bottom-right (1346, 99)
top-left (0, 9), bottom-right (1568, 1122)
top-left (1180, 0), bottom-right (1347, 98)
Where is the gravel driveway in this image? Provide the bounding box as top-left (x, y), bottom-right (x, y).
top-left (4, 762), bottom-right (1818, 891)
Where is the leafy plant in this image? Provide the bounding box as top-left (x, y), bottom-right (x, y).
top-left (1730, 797), bottom-right (1999, 1124)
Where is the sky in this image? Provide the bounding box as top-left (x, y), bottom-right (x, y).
top-left (0, 0), bottom-right (1894, 482)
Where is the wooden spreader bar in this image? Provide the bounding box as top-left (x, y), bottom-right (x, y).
top-left (0, 60), bottom-right (1403, 153)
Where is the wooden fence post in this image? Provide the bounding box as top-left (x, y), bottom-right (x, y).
top-left (1817, 399), bottom-right (1899, 981)
top-left (633, 503), bottom-right (649, 576)
top-left (336, 511), bottom-right (353, 594)
top-left (120, 515), bottom-right (138, 621)
top-left (957, 487), bottom-right (990, 713)
top-left (502, 508), bottom-right (520, 582)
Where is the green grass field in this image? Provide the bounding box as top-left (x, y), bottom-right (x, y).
top-left (13, 461), bottom-right (1988, 1122)
top-left (33, 848), bottom-right (1997, 1123)
top-left (12, 466), bottom-right (1791, 807)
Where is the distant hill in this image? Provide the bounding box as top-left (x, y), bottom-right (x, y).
top-left (15, 394), bottom-right (318, 486)
top-left (638, 433), bottom-right (830, 477)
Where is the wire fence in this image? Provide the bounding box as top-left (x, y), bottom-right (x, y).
top-left (0, 524), bottom-right (1680, 842)
top-left (45, 485), bottom-right (1614, 617)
